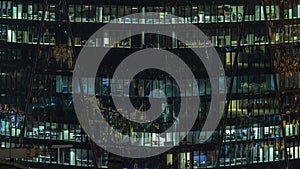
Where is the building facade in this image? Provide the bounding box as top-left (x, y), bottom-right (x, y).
top-left (0, 0), bottom-right (300, 168)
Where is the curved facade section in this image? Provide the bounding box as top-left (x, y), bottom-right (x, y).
top-left (0, 0), bottom-right (299, 168)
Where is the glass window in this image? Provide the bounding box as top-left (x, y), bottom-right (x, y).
top-left (178, 6), bottom-right (185, 23)
top-left (82, 5), bottom-right (95, 22)
top-left (204, 4), bottom-right (211, 23)
top-left (7, 1), bottom-right (12, 18)
top-left (32, 3), bottom-right (43, 20)
top-left (0, 1), bottom-right (5, 18)
top-left (192, 6), bottom-right (198, 23)
top-left (27, 4), bottom-right (33, 20)
top-left (124, 6), bottom-right (131, 23)
top-left (117, 5), bottom-right (124, 23)
top-left (82, 5), bottom-right (88, 22)
top-left (49, 4), bottom-right (55, 21)
top-left (117, 5), bottom-right (125, 17)
top-left (17, 3), bottom-right (22, 19)
top-left (16, 26), bottom-right (22, 43)
top-left (153, 6), bottom-right (162, 24)
top-left (132, 6), bottom-right (139, 23)
top-left (75, 5), bottom-right (81, 22)
top-left (145, 6), bottom-right (154, 24)
top-left (69, 4), bottom-right (74, 21)
top-left (12, 2), bottom-right (17, 19)
top-left (89, 5), bottom-right (96, 22)
top-left (0, 25), bottom-right (7, 41)
top-left (96, 6), bottom-right (102, 22)
top-left (185, 6), bottom-right (191, 23)
top-left (110, 5), bottom-right (117, 22)
top-left (103, 5), bottom-right (110, 23)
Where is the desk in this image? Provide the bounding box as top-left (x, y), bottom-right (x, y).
top-left (76, 158), bottom-right (92, 165)
top-left (233, 157), bottom-right (247, 163)
top-left (39, 155), bottom-right (54, 162)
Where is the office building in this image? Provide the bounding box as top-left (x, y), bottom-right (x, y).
top-left (0, 0), bottom-right (300, 168)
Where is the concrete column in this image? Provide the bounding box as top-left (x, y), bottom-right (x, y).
top-left (172, 31), bottom-right (177, 48)
top-left (17, 4), bottom-right (22, 19)
top-left (171, 7), bottom-right (176, 23)
top-left (141, 32), bottom-right (145, 47)
top-left (58, 148), bottom-right (61, 163)
top-left (70, 149), bottom-right (75, 165)
top-left (12, 6), bottom-right (17, 19)
top-left (269, 145), bottom-right (274, 161)
top-left (139, 132), bottom-right (144, 145)
top-left (295, 147), bottom-right (299, 159)
top-left (99, 7), bottom-right (103, 22)
top-left (141, 7), bottom-right (145, 24)
top-left (23, 31), bottom-right (29, 43)
top-left (259, 147), bottom-right (263, 162)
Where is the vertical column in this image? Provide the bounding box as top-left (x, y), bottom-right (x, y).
top-left (295, 120), bottom-right (299, 135)
top-left (70, 149), bottom-right (76, 165)
top-left (141, 7), bottom-right (145, 24)
top-left (289, 123), bottom-right (294, 136)
top-left (259, 126), bottom-right (264, 139)
top-left (139, 132), bottom-right (144, 145)
top-left (0, 2), bottom-right (3, 17)
top-left (12, 5), bottom-right (17, 19)
top-left (99, 7), bottom-right (103, 22)
top-left (28, 5), bottom-right (33, 19)
top-left (157, 31), bottom-right (160, 48)
top-left (179, 153), bottom-right (185, 169)
top-left (172, 31), bottom-right (177, 48)
top-left (104, 31), bottom-right (109, 47)
top-left (12, 30), bottom-right (17, 42)
top-left (62, 149), bottom-right (65, 164)
top-left (252, 144), bottom-right (257, 162)
top-left (264, 144), bottom-right (269, 161)
top-left (259, 146), bottom-right (263, 162)
top-left (23, 30), bottom-right (29, 43)
top-left (260, 6), bottom-right (265, 20)
top-left (141, 32), bottom-right (145, 47)
top-left (286, 122), bottom-right (290, 137)
top-left (295, 146), bottom-right (299, 159)
top-left (298, 4), bottom-right (300, 18)
top-left (269, 145), bottom-right (274, 161)
top-left (7, 30), bottom-right (11, 42)
top-left (17, 4), bottom-right (22, 19)
top-left (58, 148), bottom-right (61, 163)
top-left (166, 132), bottom-right (172, 142)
